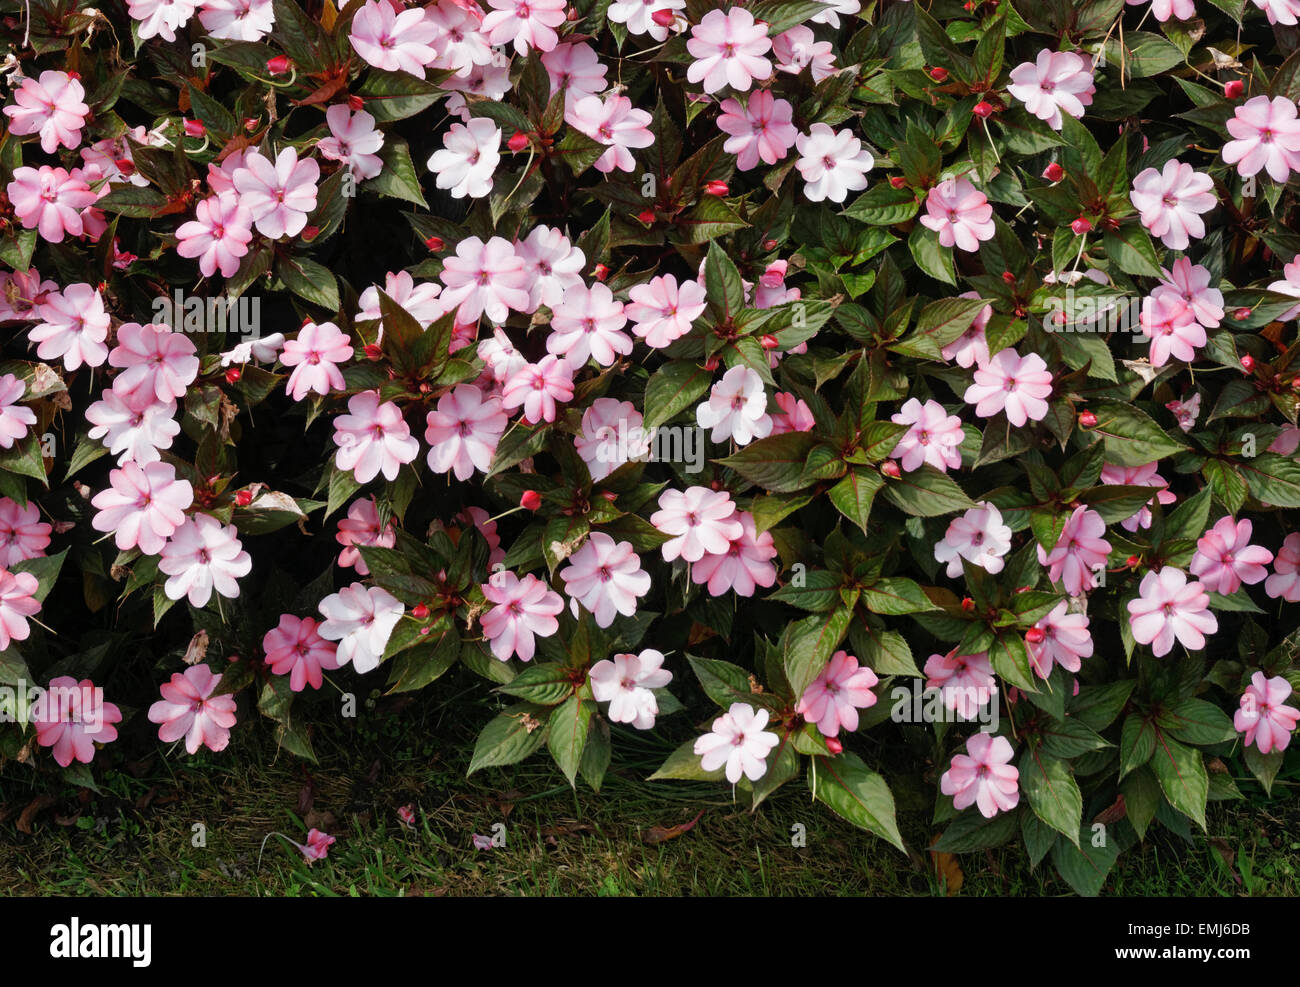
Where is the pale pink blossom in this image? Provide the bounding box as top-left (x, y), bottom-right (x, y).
top-left (425, 384), bottom-right (507, 480)
top-left (280, 321), bottom-right (354, 401)
top-left (515, 225), bottom-right (585, 312)
top-left (925, 650), bottom-right (996, 720)
top-left (1037, 506), bottom-right (1111, 597)
top-left (770, 392), bottom-right (815, 435)
top-left (90, 461), bottom-right (193, 556)
top-left (1223, 95), bottom-right (1300, 182)
top-left (772, 26), bottom-right (836, 83)
top-left (477, 327), bottom-right (529, 390)
top-left (0, 569), bottom-right (40, 651)
top-left (920, 178), bottom-right (995, 252)
top-left (752, 259), bottom-right (801, 310)
top-left (651, 486), bottom-right (743, 563)
top-left (1236, 671), bottom-right (1300, 753)
top-left (356, 272), bottom-right (447, 337)
top-left (697, 365), bottom-right (772, 446)
top-left (560, 532), bottom-right (651, 627)
top-left (890, 398), bottom-right (964, 473)
top-left (30, 283), bottom-right (110, 370)
top-left (318, 105), bottom-right (385, 181)
top-left (1252, 0), bottom-right (1300, 23)
top-left (429, 118), bottom-right (501, 199)
top-left (1166, 392), bottom-right (1201, 432)
top-left (542, 41), bottom-right (609, 108)
top-left (1140, 292), bottom-right (1206, 367)
top-left (686, 7), bottom-right (773, 94)
top-left (935, 503), bottom-right (1012, 578)
top-left (810, 0), bottom-right (859, 27)
top-left (795, 123), bottom-right (873, 203)
top-left (109, 322), bottom-right (200, 404)
top-left (7, 165), bottom-right (97, 242)
top-left (482, 0), bottom-right (566, 53)
top-left (963, 349), bottom-right (1053, 427)
top-left (940, 733), bottom-right (1019, 818)
top-left (717, 91), bottom-right (798, 170)
top-left (1100, 462), bottom-right (1176, 532)
top-left (0, 375), bottom-right (34, 451)
top-left (440, 235), bottom-right (531, 324)
top-left (1126, 567), bottom-right (1218, 657)
top-left (333, 391), bottom-right (420, 484)
top-left (3, 71), bottom-right (88, 153)
top-left (1265, 532), bottom-right (1300, 602)
top-left (147, 664), bottom-right (237, 754)
top-left (175, 194), bottom-right (254, 279)
top-left (31, 677), bottom-right (121, 767)
top-left (547, 282), bottom-right (631, 367)
top-left (1006, 49), bottom-right (1095, 131)
top-left (589, 649), bottom-right (672, 729)
top-left (0, 498), bottom-right (51, 569)
top-left (232, 148), bottom-right (319, 240)
top-left (159, 514), bottom-right (252, 607)
top-left (128, 0), bottom-right (199, 40)
top-left (85, 386), bottom-right (179, 465)
top-left (694, 702), bottom-right (779, 783)
top-left (625, 275), bottom-right (706, 348)
top-left (348, 0), bottom-right (440, 77)
top-left (298, 829), bottom-right (336, 863)
top-left (1189, 516), bottom-right (1273, 595)
top-left (574, 398), bottom-right (649, 481)
top-left (426, 0), bottom-right (495, 74)
top-left (942, 294), bottom-right (992, 367)
top-left (480, 570), bottom-right (564, 661)
top-left (1126, 0), bottom-right (1195, 20)
top-left (607, 0), bottom-right (685, 40)
top-left (568, 94), bottom-right (654, 174)
top-left (0, 268), bottom-right (57, 321)
top-left (263, 615), bottom-right (341, 692)
top-left (1267, 255), bottom-right (1300, 323)
top-left (317, 583), bottom-right (405, 673)
top-left (692, 511), bottom-right (778, 597)
top-left (1027, 601), bottom-right (1093, 678)
top-left (1129, 160), bottom-right (1216, 250)
top-left (796, 650), bottom-right (878, 737)
top-left (502, 355), bottom-right (574, 424)
top-left (1152, 257), bottom-right (1223, 329)
top-left (336, 497), bottom-right (396, 576)
top-left (198, 0), bottom-right (275, 40)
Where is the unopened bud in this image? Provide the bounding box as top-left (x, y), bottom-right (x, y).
top-left (651, 7), bottom-right (677, 26)
top-left (1241, 354), bottom-right (1255, 372)
top-left (225, 367), bottom-right (241, 384)
top-left (521, 490), bottom-right (542, 511)
top-left (1042, 162), bottom-right (1065, 182)
top-left (880, 460), bottom-right (901, 478)
top-left (412, 603), bottom-right (430, 619)
top-left (507, 131), bottom-right (530, 152)
top-left (266, 55), bottom-right (291, 76)
top-left (929, 66), bottom-right (949, 82)
top-left (234, 489), bottom-right (253, 507)
top-left (1224, 79), bottom-right (1244, 99)
top-left (1070, 216), bottom-right (1093, 235)
top-left (183, 118), bottom-right (205, 138)
top-left (704, 180), bottom-right (729, 196)
top-left (1079, 410), bottom-right (1097, 428)
top-left (972, 100), bottom-right (994, 118)
top-left (1025, 627), bottom-right (1046, 644)
top-left (424, 236), bottom-right (444, 251)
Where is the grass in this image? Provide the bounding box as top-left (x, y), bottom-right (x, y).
top-left (1, 678), bottom-right (1298, 896)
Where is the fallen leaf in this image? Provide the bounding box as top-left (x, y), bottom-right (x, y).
top-left (643, 810), bottom-right (704, 845)
top-left (16, 794), bottom-right (56, 835)
top-left (929, 836), bottom-right (964, 895)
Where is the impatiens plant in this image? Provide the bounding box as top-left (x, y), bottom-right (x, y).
top-left (7, 0), bottom-right (1300, 897)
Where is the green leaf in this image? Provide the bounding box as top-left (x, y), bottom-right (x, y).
top-left (989, 627), bottom-right (1037, 693)
top-left (497, 662), bottom-right (574, 705)
top-left (688, 656), bottom-right (757, 709)
top-left (809, 753), bottom-right (906, 852)
top-left (644, 360), bottom-right (713, 429)
top-left (1239, 453), bottom-right (1300, 508)
top-left (1019, 749), bottom-right (1083, 845)
top-left (1148, 730), bottom-right (1208, 829)
top-left (1051, 826), bottom-right (1119, 896)
top-left (861, 577), bottom-right (937, 615)
top-left (277, 256), bottom-right (340, 311)
top-left (1087, 399), bottom-right (1188, 466)
top-left (842, 183), bottom-right (920, 225)
top-left (1104, 223), bottom-right (1164, 278)
top-left (704, 241), bottom-right (745, 319)
top-left (882, 465), bottom-right (975, 516)
top-left (828, 467), bottom-right (884, 532)
top-left (1120, 713), bottom-right (1157, 778)
top-left (784, 606), bottom-right (853, 697)
top-left (718, 432), bottom-right (821, 493)
top-left (367, 137), bottom-right (427, 207)
top-left (908, 225), bottom-right (956, 286)
top-left (467, 703), bottom-right (550, 774)
top-left (891, 296), bottom-right (991, 361)
top-left (649, 737), bottom-right (725, 781)
top-left (547, 696), bottom-right (595, 787)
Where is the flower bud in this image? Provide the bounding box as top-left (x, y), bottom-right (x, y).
top-left (183, 118), bottom-right (205, 138)
top-left (825, 737), bottom-right (844, 754)
top-left (1070, 216), bottom-right (1093, 235)
top-left (266, 55), bottom-right (291, 75)
top-left (889, 175), bottom-right (907, 189)
top-left (1233, 307), bottom-right (1251, 320)
top-left (347, 94), bottom-right (365, 111)
top-left (1241, 354), bottom-right (1255, 372)
top-left (763, 238), bottom-right (778, 250)
top-left (363, 343), bottom-right (383, 361)
top-left (507, 130), bottom-right (530, 152)
top-left (521, 490), bottom-right (542, 511)
top-left (1001, 270), bottom-right (1015, 283)
top-left (424, 235), bottom-right (444, 252)
top-left (234, 489), bottom-right (253, 507)
top-left (1224, 79), bottom-right (1244, 99)
top-left (225, 367), bottom-right (242, 384)
top-left (929, 66), bottom-right (949, 82)
top-left (1042, 162), bottom-right (1065, 182)
top-left (651, 7), bottom-right (677, 26)
top-left (880, 459), bottom-right (901, 478)
top-left (760, 333), bottom-right (779, 350)
top-left (412, 603), bottom-right (430, 619)
top-left (1079, 409), bottom-right (1098, 428)
top-left (1025, 627), bottom-right (1046, 644)
top-left (302, 225), bottom-right (319, 240)
top-left (972, 100), bottom-right (994, 118)
top-left (593, 263), bottom-right (610, 281)
top-left (961, 597), bottom-right (976, 612)
top-left (637, 209), bottom-right (656, 224)
top-left (704, 180), bottom-right (729, 196)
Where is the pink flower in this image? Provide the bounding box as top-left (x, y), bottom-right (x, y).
top-left (198, 0), bottom-right (275, 40)
top-left (1252, 0), bottom-right (1300, 23)
top-left (890, 398), bottom-right (964, 473)
top-left (651, 486), bottom-right (744, 563)
top-left (940, 733), bottom-right (1019, 818)
top-left (1153, 257), bottom-right (1223, 329)
top-left (963, 349), bottom-right (1053, 427)
top-left (29, 283), bottom-right (109, 371)
top-left (1126, 0), bottom-right (1194, 20)
top-left (770, 392), bottom-right (815, 435)
top-left (1139, 292), bottom-right (1205, 367)
top-left (0, 498), bottom-right (51, 568)
top-left (348, 0), bottom-right (439, 77)
top-left (428, 118), bottom-right (501, 199)
top-left (568, 94), bottom-right (655, 174)
top-left (697, 365), bottom-right (772, 445)
top-left (547, 283), bottom-right (631, 367)
top-left (1129, 160), bottom-right (1216, 250)
top-left (108, 322), bottom-right (200, 405)
top-left (686, 8), bottom-right (773, 94)
top-left (574, 398), bottom-right (649, 480)
top-left (1006, 49), bottom-right (1095, 131)
top-left (589, 649), bottom-right (673, 729)
top-left (1189, 516), bottom-right (1273, 595)
top-left (502, 355), bottom-right (574, 424)
top-left (3, 71), bottom-right (88, 153)
top-left (772, 26), bottom-right (836, 83)
top-left (753, 259), bottom-right (800, 310)
top-left (717, 91), bottom-right (797, 170)
top-left (1270, 425), bottom-right (1300, 456)
top-left (1166, 392), bottom-right (1201, 432)
top-left (440, 235), bottom-right (531, 324)
top-left (560, 533), bottom-right (651, 627)
top-left (425, 384), bottom-right (507, 480)
top-left (0, 569), bottom-right (40, 651)
top-left (925, 650), bottom-right (996, 720)
top-left (1222, 95), bottom-right (1300, 182)
top-left (920, 178), bottom-right (995, 252)
top-left (0, 267), bottom-right (57, 321)
top-left (810, 0), bottom-right (859, 27)
top-left (482, 0), bottom-right (566, 53)
top-left (692, 511), bottom-right (778, 597)
top-left (425, 0), bottom-right (494, 74)
top-left (1126, 567), bottom-right (1218, 657)
top-left (543, 42), bottom-right (609, 110)
top-left (796, 650), bottom-right (878, 737)
top-left (942, 294), bottom-right (992, 367)
top-left (0, 375), bottom-right (35, 450)
top-left (232, 148), bottom-right (319, 239)
top-left (127, 0), bottom-right (199, 40)
top-left (318, 104), bottom-right (385, 181)
top-left (333, 391), bottom-right (420, 484)
top-left (263, 615), bottom-right (340, 692)
top-left (175, 194), bottom-right (254, 279)
top-left (1037, 506), bottom-right (1111, 596)
top-left (86, 386), bottom-right (180, 465)
top-left (159, 514), bottom-right (252, 607)
top-left (515, 225), bottom-right (586, 312)
top-left (1100, 462), bottom-right (1176, 532)
top-left (90, 461), bottom-right (193, 556)
top-left (795, 123), bottom-right (873, 203)
top-left (1235, 671), bottom-right (1300, 754)
top-left (298, 829), bottom-right (336, 863)
top-left (1027, 601), bottom-right (1093, 678)
top-left (148, 664), bottom-right (237, 754)
top-left (1268, 255), bottom-right (1300, 323)
top-left (1265, 532), bottom-right (1300, 602)
top-left (608, 0), bottom-right (685, 40)
top-left (356, 272), bottom-right (447, 335)
top-left (7, 165), bottom-right (98, 242)
top-left (935, 503), bottom-right (1012, 578)
top-left (626, 275), bottom-right (706, 348)
top-left (318, 583), bottom-right (404, 673)
top-left (336, 497), bottom-right (396, 575)
top-left (281, 321), bottom-right (354, 401)
top-left (480, 570), bottom-right (564, 661)
top-left (31, 677), bottom-right (122, 767)
top-left (694, 702), bottom-right (779, 783)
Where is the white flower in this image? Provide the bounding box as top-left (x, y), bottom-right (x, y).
top-left (589, 649), bottom-right (673, 729)
top-left (85, 388), bottom-right (179, 465)
top-left (219, 332), bottom-right (285, 367)
top-left (693, 702), bottom-right (780, 783)
top-left (934, 503), bottom-right (1013, 578)
top-left (795, 123), bottom-right (873, 203)
top-left (428, 118), bottom-right (501, 199)
top-left (696, 365), bottom-right (773, 446)
top-left (317, 583), bottom-right (404, 674)
top-left (158, 514), bottom-right (252, 607)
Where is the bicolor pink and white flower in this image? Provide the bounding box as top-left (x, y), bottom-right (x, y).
top-left (479, 570), bottom-right (564, 662)
top-left (569, 94), bottom-right (655, 174)
top-left (90, 461), bottom-right (193, 556)
top-left (1235, 671), bottom-right (1300, 754)
top-left (1006, 49), bottom-right (1095, 131)
top-left (1129, 160), bottom-right (1216, 250)
top-left (108, 322), bottom-right (200, 404)
top-left (925, 650), bottom-right (997, 720)
top-left (1189, 516), bottom-right (1274, 595)
top-left (772, 26), bottom-right (837, 83)
top-left (589, 649), bottom-right (673, 729)
top-left (717, 92), bottom-right (798, 170)
top-left (159, 514), bottom-right (253, 607)
top-left (232, 148), bottom-right (319, 239)
top-left (175, 194), bottom-right (254, 278)
top-left (1126, 567), bottom-right (1218, 657)
top-left (515, 225), bottom-right (586, 312)
top-left (3, 71), bottom-right (88, 154)
top-left (425, 384), bottom-right (508, 481)
top-left (686, 8), bottom-right (773, 94)
top-left (1222, 95), bottom-right (1300, 182)
top-left (574, 398), bottom-right (650, 481)
top-left (127, 0), bottom-right (199, 41)
top-left (349, 0), bottom-right (440, 77)
top-left (1100, 462), bottom-right (1176, 532)
top-left (31, 677), bottom-right (121, 767)
top-left (607, 0), bottom-right (685, 40)
top-left (547, 282), bottom-right (632, 367)
top-left (626, 275), bottom-right (706, 348)
top-left (317, 583), bottom-right (405, 674)
top-left (919, 179), bottom-right (995, 252)
top-left (940, 733), bottom-right (1019, 818)
top-left (482, 0), bottom-right (567, 54)
top-left (440, 236), bottom-right (531, 324)
top-left (428, 118), bottom-right (501, 199)
top-left (147, 664), bottom-right (237, 754)
top-left (1265, 532), bottom-right (1300, 602)
top-left (335, 497), bottom-right (396, 576)
top-left (1037, 506), bottom-right (1111, 597)
top-left (890, 398), bottom-right (964, 473)
top-left (1152, 257), bottom-right (1224, 329)
top-left (795, 123), bottom-right (873, 203)
top-left (1141, 295), bottom-right (1203, 370)
top-left (652, 486), bottom-right (744, 563)
top-left (696, 366), bottom-right (772, 446)
top-left (560, 533), bottom-right (651, 627)
top-left (796, 651), bottom-right (878, 737)
top-left (542, 42), bottom-right (609, 108)
top-left (1027, 601), bottom-right (1093, 678)
top-left (963, 349), bottom-right (1053, 427)
top-left (263, 615), bottom-right (341, 692)
top-left (30, 283), bottom-right (110, 371)
top-left (7, 166), bottom-right (98, 242)
top-left (502, 355), bottom-right (574, 424)
top-left (0, 569), bottom-right (40, 652)
top-left (934, 503), bottom-right (1012, 578)
top-left (318, 105), bottom-right (386, 181)
top-left (942, 294), bottom-right (993, 367)
top-left (0, 375), bottom-right (34, 451)
top-left (198, 0), bottom-right (275, 40)
top-left (281, 321), bottom-right (354, 400)
top-left (333, 391), bottom-right (420, 483)
top-left (692, 511), bottom-right (778, 597)
top-left (0, 498), bottom-right (51, 569)
top-left (694, 702), bottom-right (779, 783)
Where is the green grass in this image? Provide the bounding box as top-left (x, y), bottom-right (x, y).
top-left (1, 682), bottom-right (1298, 896)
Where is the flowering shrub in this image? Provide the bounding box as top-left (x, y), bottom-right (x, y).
top-left (5, 0), bottom-right (1300, 895)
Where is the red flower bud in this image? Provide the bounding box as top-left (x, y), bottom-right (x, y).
top-left (67, 71), bottom-right (81, 81)
top-left (521, 490), bottom-right (542, 511)
top-left (244, 117), bottom-right (259, 133)
top-left (1042, 162), bottom-right (1065, 182)
top-left (825, 737), bottom-right (844, 754)
top-left (704, 180), bottom-right (729, 196)
top-left (225, 367), bottom-right (242, 384)
top-left (888, 175), bottom-right (907, 189)
top-left (347, 94), bottom-right (365, 111)
top-left (961, 597), bottom-right (976, 612)
top-left (972, 100), bottom-right (994, 118)
top-left (703, 355), bottom-right (721, 371)
top-left (302, 225), bottom-right (319, 240)
top-left (507, 131), bottom-right (530, 152)
top-left (1001, 270), bottom-right (1015, 283)
top-left (1025, 627), bottom-right (1046, 644)
top-left (1233, 307), bottom-right (1252, 320)
top-left (651, 7), bottom-right (677, 26)
top-left (424, 235), bottom-right (444, 252)
top-left (183, 118), bottom-right (206, 138)
top-left (1079, 409), bottom-right (1098, 428)
top-left (593, 263), bottom-right (610, 282)
top-left (1126, 554), bottom-right (1140, 567)
top-left (234, 489), bottom-right (253, 507)
top-left (763, 239), bottom-right (778, 250)
top-left (601, 490), bottom-right (619, 501)
top-left (412, 603), bottom-right (430, 619)
top-left (266, 55), bottom-right (291, 76)
top-left (637, 209), bottom-right (656, 224)
top-left (929, 66), bottom-right (949, 82)
top-left (363, 343), bottom-right (384, 361)
top-left (760, 334), bottom-right (779, 350)
top-left (1241, 354), bottom-right (1256, 372)
top-left (114, 158), bottom-right (135, 175)
top-left (881, 460), bottom-right (902, 478)
top-left (1070, 216), bottom-right (1093, 235)
top-left (1224, 79), bottom-right (1244, 100)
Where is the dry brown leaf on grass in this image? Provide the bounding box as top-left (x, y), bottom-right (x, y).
top-left (643, 809), bottom-right (704, 845)
top-left (16, 794), bottom-right (56, 835)
top-left (929, 836), bottom-right (964, 895)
